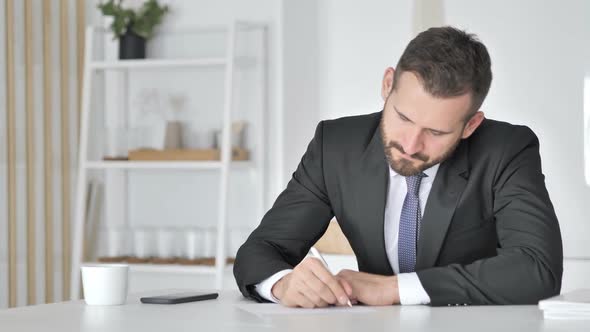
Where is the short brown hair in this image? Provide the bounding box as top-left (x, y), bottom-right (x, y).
top-left (392, 26), bottom-right (492, 117)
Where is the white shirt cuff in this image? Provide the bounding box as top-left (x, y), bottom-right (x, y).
top-left (397, 272), bottom-right (431, 305)
top-left (255, 269), bottom-right (293, 303)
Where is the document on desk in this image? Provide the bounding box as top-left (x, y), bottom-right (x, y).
top-left (539, 289), bottom-right (590, 320)
top-left (236, 303), bottom-right (375, 316)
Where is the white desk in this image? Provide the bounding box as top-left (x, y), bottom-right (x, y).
top-left (0, 290), bottom-right (587, 331)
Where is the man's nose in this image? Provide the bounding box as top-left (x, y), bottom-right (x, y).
top-left (402, 129), bottom-right (424, 156)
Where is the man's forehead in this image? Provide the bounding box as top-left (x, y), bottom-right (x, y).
top-left (389, 99), bottom-right (468, 132)
top-left (391, 77), bottom-right (472, 125)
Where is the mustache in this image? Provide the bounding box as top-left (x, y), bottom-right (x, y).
top-left (385, 140), bottom-right (429, 162)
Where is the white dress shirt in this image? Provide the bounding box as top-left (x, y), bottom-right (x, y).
top-left (255, 164), bottom-right (440, 305)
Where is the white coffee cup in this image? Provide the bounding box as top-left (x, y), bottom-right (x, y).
top-left (81, 264), bottom-right (129, 305)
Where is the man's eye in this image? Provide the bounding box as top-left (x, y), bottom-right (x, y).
top-left (429, 130), bottom-right (443, 136)
top-left (398, 113), bottom-right (409, 122)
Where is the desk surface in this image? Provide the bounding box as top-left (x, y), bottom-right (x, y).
top-left (0, 290), bottom-right (587, 332)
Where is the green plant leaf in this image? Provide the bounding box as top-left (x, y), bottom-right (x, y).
top-left (99, 0), bottom-right (168, 40)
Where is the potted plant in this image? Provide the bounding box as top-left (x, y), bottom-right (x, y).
top-left (98, 0), bottom-right (169, 59)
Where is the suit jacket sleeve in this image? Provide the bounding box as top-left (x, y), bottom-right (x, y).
top-left (233, 121), bottom-right (334, 302)
top-left (417, 126), bottom-right (563, 306)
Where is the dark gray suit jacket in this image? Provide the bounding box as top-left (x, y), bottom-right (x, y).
top-left (233, 111), bottom-right (563, 306)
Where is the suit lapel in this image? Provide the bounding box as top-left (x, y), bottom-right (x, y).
top-left (356, 121), bottom-right (393, 275)
top-left (416, 141), bottom-right (470, 270)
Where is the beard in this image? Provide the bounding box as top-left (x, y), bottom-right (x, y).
top-left (379, 116), bottom-right (461, 176)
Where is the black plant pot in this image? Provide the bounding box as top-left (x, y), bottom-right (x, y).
top-left (119, 30), bottom-right (146, 60)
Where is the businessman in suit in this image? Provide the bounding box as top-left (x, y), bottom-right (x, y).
top-left (233, 26), bottom-right (563, 307)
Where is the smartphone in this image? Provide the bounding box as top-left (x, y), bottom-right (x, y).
top-left (140, 292), bottom-right (219, 304)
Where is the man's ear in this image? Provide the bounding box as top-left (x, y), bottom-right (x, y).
top-left (461, 111), bottom-right (485, 139)
top-left (381, 67), bottom-right (395, 101)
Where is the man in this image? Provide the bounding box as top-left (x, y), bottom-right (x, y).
top-left (233, 26), bottom-right (563, 307)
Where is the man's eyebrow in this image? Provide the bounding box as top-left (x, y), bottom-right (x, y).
top-left (393, 106), bottom-right (414, 123)
top-left (393, 106), bottom-right (453, 135)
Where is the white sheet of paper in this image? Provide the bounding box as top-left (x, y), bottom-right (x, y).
top-left (236, 303), bottom-right (375, 316)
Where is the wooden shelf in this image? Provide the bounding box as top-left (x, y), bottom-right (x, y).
top-left (127, 148), bottom-right (249, 161)
top-left (86, 149), bottom-right (251, 170)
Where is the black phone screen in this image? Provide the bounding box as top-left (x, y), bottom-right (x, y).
top-left (140, 292), bottom-right (219, 304)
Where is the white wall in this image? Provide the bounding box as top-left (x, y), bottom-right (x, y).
top-left (317, 0), bottom-right (415, 120)
top-left (281, 0), bottom-right (321, 184)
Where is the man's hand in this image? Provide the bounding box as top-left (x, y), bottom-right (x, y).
top-left (336, 269), bottom-right (400, 305)
top-left (271, 257), bottom-right (353, 308)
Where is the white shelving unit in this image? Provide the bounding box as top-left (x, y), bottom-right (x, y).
top-left (70, 22), bottom-right (267, 299)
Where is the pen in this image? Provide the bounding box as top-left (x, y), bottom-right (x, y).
top-left (308, 247), bottom-right (353, 307)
